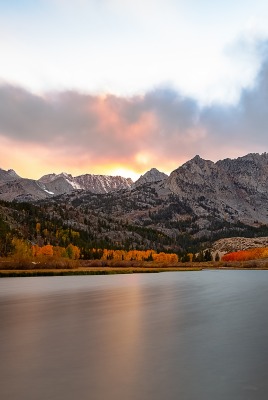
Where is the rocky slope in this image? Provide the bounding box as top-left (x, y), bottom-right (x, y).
top-left (39, 172), bottom-right (82, 190)
top-left (165, 153), bottom-right (268, 226)
top-left (0, 170), bottom-right (78, 201)
top-left (212, 237), bottom-right (268, 254)
top-left (74, 174), bottom-right (133, 193)
top-left (39, 172), bottom-right (133, 194)
top-left (0, 168), bottom-right (20, 182)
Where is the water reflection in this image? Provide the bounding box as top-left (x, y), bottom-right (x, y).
top-left (1, 272), bottom-right (268, 399)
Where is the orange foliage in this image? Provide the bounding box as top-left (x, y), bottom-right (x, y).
top-left (32, 244), bottom-right (80, 259)
top-left (32, 244), bottom-right (53, 257)
top-left (222, 247), bottom-right (268, 262)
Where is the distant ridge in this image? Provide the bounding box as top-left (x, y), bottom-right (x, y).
top-left (0, 169), bottom-right (134, 201)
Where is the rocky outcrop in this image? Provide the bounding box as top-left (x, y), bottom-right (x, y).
top-left (212, 237), bottom-right (268, 254)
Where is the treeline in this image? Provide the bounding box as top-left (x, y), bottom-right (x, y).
top-left (0, 231), bottom-right (215, 263)
top-left (9, 240), bottom-right (178, 263)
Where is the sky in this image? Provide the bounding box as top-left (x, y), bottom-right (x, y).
top-left (1, 0), bottom-right (268, 180)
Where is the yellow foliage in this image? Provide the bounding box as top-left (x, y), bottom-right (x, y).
top-left (101, 249), bottom-right (177, 263)
top-left (66, 244), bottom-right (80, 260)
top-left (12, 238), bottom-right (32, 260)
top-left (53, 246), bottom-right (67, 258)
top-left (152, 252), bottom-right (178, 263)
top-left (188, 253), bottom-right (193, 262)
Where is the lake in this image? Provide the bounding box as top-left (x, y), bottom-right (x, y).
top-left (1, 271), bottom-right (268, 400)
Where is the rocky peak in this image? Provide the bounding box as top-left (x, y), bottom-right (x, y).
top-left (181, 155), bottom-right (215, 172)
top-left (166, 155), bottom-right (219, 196)
top-left (126, 177), bottom-right (134, 185)
top-left (7, 169), bottom-right (20, 178)
top-left (39, 173), bottom-right (58, 183)
top-left (39, 172), bottom-right (74, 183)
top-left (0, 168), bottom-right (21, 183)
top-left (133, 168), bottom-right (168, 188)
top-left (58, 172), bottom-right (74, 180)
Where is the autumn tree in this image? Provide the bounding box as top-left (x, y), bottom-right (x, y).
top-left (12, 238), bottom-right (32, 260)
top-left (222, 247), bottom-right (268, 262)
top-left (66, 244), bottom-right (80, 260)
top-left (32, 244), bottom-right (53, 257)
top-left (36, 222), bottom-right (41, 234)
top-left (53, 246), bottom-right (67, 258)
top-left (152, 252), bottom-right (178, 263)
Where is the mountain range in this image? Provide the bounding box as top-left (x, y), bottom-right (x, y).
top-left (0, 170), bottom-right (134, 201)
top-left (2, 152), bottom-right (268, 226)
top-left (1, 152), bottom-right (268, 253)
top-left (0, 166), bottom-right (170, 201)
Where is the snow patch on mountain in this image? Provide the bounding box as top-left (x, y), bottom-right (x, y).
top-left (43, 189), bottom-right (54, 195)
top-left (38, 172), bottom-right (133, 194)
top-left (75, 174), bottom-right (133, 193)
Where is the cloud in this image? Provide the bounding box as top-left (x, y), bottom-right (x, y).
top-left (0, 85), bottom-right (200, 171)
top-left (201, 52), bottom-right (268, 152)
top-left (1, 48), bottom-right (268, 178)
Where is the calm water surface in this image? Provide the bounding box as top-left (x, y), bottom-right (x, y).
top-left (1, 271), bottom-right (268, 400)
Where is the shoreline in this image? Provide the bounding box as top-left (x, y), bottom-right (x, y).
top-left (0, 266), bottom-right (203, 278)
top-left (2, 265), bottom-right (268, 277)
top-left (1, 258), bottom-right (268, 277)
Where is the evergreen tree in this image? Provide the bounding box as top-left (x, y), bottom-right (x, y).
top-left (204, 249), bottom-right (212, 261)
top-left (215, 252), bottom-right (220, 262)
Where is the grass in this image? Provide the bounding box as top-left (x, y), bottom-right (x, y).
top-left (0, 257), bottom-right (202, 277)
top-left (0, 267), bottom-right (203, 278)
